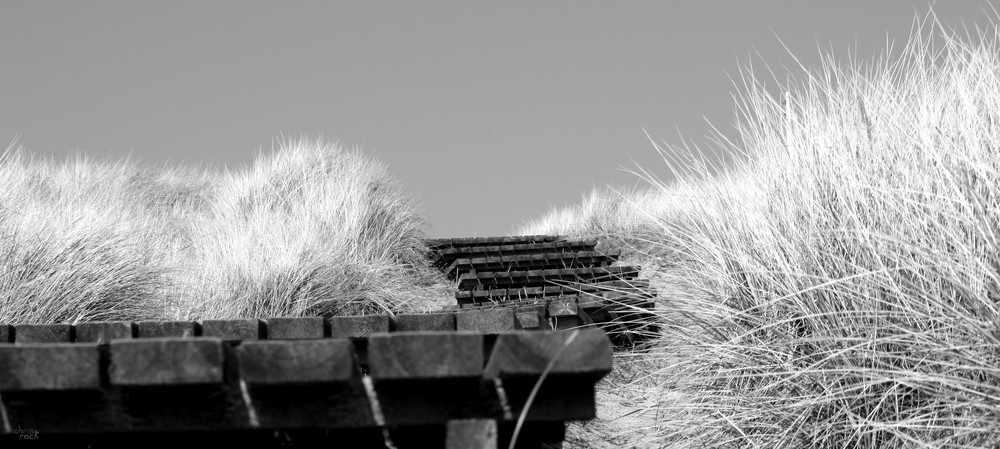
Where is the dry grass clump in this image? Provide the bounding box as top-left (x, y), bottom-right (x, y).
top-left (0, 149), bottom-right (186, 324)
top-left (0, 138), bottom-right (449, 324)
top-left (522, 11), bottom-right (1000, 448)
top-left (184, 139), bottom-right (446, 318)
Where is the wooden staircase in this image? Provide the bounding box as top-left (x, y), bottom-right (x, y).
top-left (427, 235), bottom-right (659, 345)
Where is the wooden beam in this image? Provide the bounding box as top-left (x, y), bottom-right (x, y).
top-left (483, 330), bottom-right (612, 421)
top-left (0, 343), bottom-right (101, 391)
top-left (456, 308), bottom-right (520, 334)
top-left (201, 319), bottom-right (262, 340)
top-left (75, 321), bottom-right (135, 343)
top-left (328, 315), bottom-right (390, 338)
top-left (265, 317), bottom-right (326, 339)
top-left (446, 419), bottom-right (497, 449)
top-left (483, 329), bottom-right (612, 379)
top-left (393, 313), bottom-right (456, 332)
top-left (109, 338), bottom-right (224, 386)
top-left (235, 339), bottom-right (357, 385)
top-left (137, 320), bottom-right (198, 338)
top-left (368, 332), bottom-right (482, 380)
top-left (548, 299), bottom-right (579, 318)
top-left (515, 310), bottom-right (546, 330)
top-left (14, 324), bottom-right (72, 343)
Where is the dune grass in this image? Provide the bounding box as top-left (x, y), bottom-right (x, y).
top-left (0, 138), bottom-right (451, 325)
top-left (520, 11), bottom-right (1000, 448)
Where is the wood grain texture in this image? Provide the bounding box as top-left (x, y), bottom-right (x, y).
top-left (459, 266), bottom-right (644, 289)
top-left (576, 293), bottom-right (605, 312)
top-left (235, 339), bottom-right (357, 385)
top-left (0, 343), bottom-right (101, 391)
top-left (109, 338), bottom-right (224, 386)
top-left (14, 324), bottom-right (72, 343)
top-left (456, 308), bottom-right (520, 334)
top-left (446, 419), bottom-right (498, 449)
top-left (517, 302), bottom-right (549, 318)
top-left (483, 329), bottom-right (612, 379)
top-left (137, 320), bottom-right (198, 338)
top-left (266, 317), bottom-right (326, 339)
top-left (393, 313), bottom-right (456, 332)
top-left (368, 332), bottom-right (483, 380)
top-left (328, 315), bottom-right (390, 338)
top-left (447, 250), bottom-right (621, 277)
top-left (75, 321), bottom-right (134, 343)
top-left (548, 299), bottom-right (579, 318)
top-left (201, 319), bottom-right (262, 340)
top-left (425, 235), bottom-right (564, 249)
top-left (436, 239), bottom-right (596, 255)
top-left (515, 310), bottom-right (545, 330)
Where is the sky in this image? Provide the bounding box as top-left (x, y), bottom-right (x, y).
top-left (1, 1), bottom-right (996, 237)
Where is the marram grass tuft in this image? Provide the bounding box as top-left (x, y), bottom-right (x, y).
top-left (521, 10), bottom-right (1000, 449)
top-left (0, 138), bottom-right (451, 325)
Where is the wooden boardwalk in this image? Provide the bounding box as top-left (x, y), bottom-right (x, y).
top-left (0, 234), bottom-right (647, 447)
top-left (430, 235), bottom-right (659, 344)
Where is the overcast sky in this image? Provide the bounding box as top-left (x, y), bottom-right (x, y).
top-left (1, 1), bottom-right (995, 237)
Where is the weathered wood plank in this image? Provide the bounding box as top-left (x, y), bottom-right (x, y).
top-left (14, 324), bottom-right (72, 343)
top-left (0, 343), bottom-right (101, 391)
top-left (467, 266), bottom-right (641, 289)
top-left (515, 310), bottom-right (546, 330)
top-left (576, 293), bottom-right (605, 312)
top-left (483, 329), bottom-right (612, 378)
top-left (236, 341), bottom-right (374, 429)
top-left (432, 240), bottom-right (599, 267)
top-left (75, 321), bottom-right (135, 343)
top-left (548, 299), bottom-right (579, 318)
top-left (456, 308), bottom-right (519, 333)
top-left (109, 338), bottom-right (224, 386)
top-left (235, 339), bottom-right (357, 385)
top-left (426, 235), bottom-right (565, 249)
top-left (446, 419), bottom-right (498, 449)
top-left (328, 315), bottom-right (390, 338)
top-left (550, 298), bottom-right (588, 330)
top-left (393, 313), bottom-right (456, 332)
top-left (201, 319), bottom-right (262, 340)
top-left (368, 332), bottom-right (482, 380)
top-left (447, 250), bottom-right (622, 278)
top-left (484, 330), bottom-right (612, 421)
top-left (266, 317), bottom-right (326, 339)
top-left (137, 320), bottom-right (198, 338)
top-left (472, 289), bottom-right (509, 300)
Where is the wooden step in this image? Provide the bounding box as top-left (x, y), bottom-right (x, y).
top-left (457, 266), bottom-right (641, 290)
top-left (425, 235), bottom-right (565, 250)
top-left (457, 290), bottom-right (654, 310)
top-left (445, 250), bottom-right (620, 279)
top-left (456, 295), bottom-right (658, 337)
top-left (430, 240), bottom-right (599, 266)
top-left (456, 281), bottom-right (654, 301)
